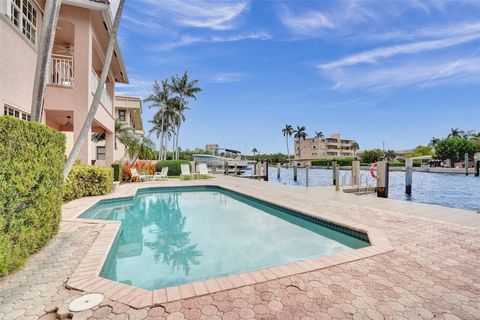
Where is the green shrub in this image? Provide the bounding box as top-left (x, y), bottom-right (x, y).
top-left (111, 163), bottom-right (121, 181)
top-left (64, 166), bottom-right (113, 202)
top-left (156, 160), bottom-right (190, 176)
top-left (0, 116), bottom-right (65, 276)
top-left (389, 161), bottom-right (405, 167)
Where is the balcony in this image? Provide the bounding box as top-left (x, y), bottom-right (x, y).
top-left (50, 54), bottom-right (74, 87)
top-left (90, 69), bottom-right (113, 113)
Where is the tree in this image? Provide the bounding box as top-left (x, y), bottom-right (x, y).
top-left (170, 71), bottom-right (201, 160)
top-left (91, 120), bottom-right (136, 156)
top-left (351, 142), bottom-right (360, 158)
top-left (360, 149), bottom-right (383, 164)
top-left (30, 0), bottom-right (62, 121)
top-left (282, 124), bottom-right (293, 161)
top-left (128, 135), bottom-right (156, 163)
top-left (251, 148), bottom-right (258, 161)
top-left (385, 150), bottom-right (397, 161)
top-left (144, 80), bottom-right (176, 160)
top-left (448, 128), bottom-right (465, 138)
top-left (429, 137), bottom-right (440, 147)
top-left (434, 137), bottom-right (477, 166)
top-left (315, 131), bottom-right (324, 138)
top-left (293, 126), bottom-right (307, 159)
top-left (64, 0), bottom-right (125, 179)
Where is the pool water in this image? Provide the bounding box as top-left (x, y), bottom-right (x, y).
top-left (80, 186), bottom-right (369, 290)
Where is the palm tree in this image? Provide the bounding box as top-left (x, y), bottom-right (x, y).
top-left (91, 120), bottom-right (136, 155)
top-left (428, 137), bottom-right (440, 147)
top-left (128, 135), bottom-right (156, 163)
top-left (315, 131), bottom-right (324, 138)
top-left (149, 111), bottom-right (174, 160)
top-left (448, 128), bottom-right (465, 138)
top-left (30, 0), bottom-right (62, 121)
top-left (385, 150), bottom-right (397, 161)
top-left (170, 71), bottom-right (201, 160)
top-left (282, 124), bottom-right (293, 161)
top-left (293, 126), bottom-right (307, 159)
top-left (144, 79), bottom-right (174, 160)
top-left (252, 148), bottom-right (258, 161)
top-left (351, 141), bottom-right (360, 158)
top-left (64, 0), bottom-right (125, 179)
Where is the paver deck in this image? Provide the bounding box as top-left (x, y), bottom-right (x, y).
top-left (1, 175), bottom-right (479, 320)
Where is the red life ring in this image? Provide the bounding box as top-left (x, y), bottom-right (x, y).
top-left (370, 163), bottom-right (378, 178)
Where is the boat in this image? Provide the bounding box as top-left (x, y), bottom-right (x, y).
top-left (193, 148), bottom-right (255, 174)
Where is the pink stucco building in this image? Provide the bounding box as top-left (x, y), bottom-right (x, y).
top-left (0, 0), bottom-right (128, 166)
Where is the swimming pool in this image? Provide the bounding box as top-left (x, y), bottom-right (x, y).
top-left (80, 186), bottom-right (369, 290)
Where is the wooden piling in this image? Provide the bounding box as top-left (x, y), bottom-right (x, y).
top-left (405, 158), bottom-right (413, 196)
top-left (264, 162), bottom-right (269, 181)
top-left (465, 153), bottom-right (469, 176)
top-left (293, 166), bottom-right (298, 182)
top-left (475, 160), bottom-right (480, 177)
top-left (377, 161), bottom-right (389, 198)
top-left (277, 163), bottom-right (281, 179)
top-left (352, 160), bottom-right (360, 186)
top-left (306, 166), bottom-right (309, 187)
top-left (335, 165), bottom-right (340, 191)
top-left (332, 159), bottom-right (337, 186)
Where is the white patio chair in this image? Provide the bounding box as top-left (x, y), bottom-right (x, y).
top-left (130, 168), bottom-right (147, 182)
top-left (153, 167), bottom-right (168, 181)
top-left (180, 164), bottom-right (193, 180)
top-left (198, 163), bottom-right (212, 178)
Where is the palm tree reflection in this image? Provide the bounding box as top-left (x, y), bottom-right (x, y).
top-left (141, 192), bottom-right (203, 275)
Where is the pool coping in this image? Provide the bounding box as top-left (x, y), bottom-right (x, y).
top-left (64, 182), bottom-right (393, 309)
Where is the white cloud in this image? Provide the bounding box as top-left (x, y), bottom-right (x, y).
top-left (319, 34), bottom-right (480, 70)
top-left (207, 72), bottom-right (246, 83)
top-left (279, 6), bottom-right (334, 34)
top-left (324, 57), bottom-right (480, 90)
top-left (140, 0), bottom-right (248, 30)
top-left (151, 31), bottom-right (272, 51)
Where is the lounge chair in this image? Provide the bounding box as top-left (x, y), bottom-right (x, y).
top-left (198, 163), bottom-right (212, 178)
top-left (130, 168), bottom-right (150, 182)
top-left (153, 167), bottom-right (168, 181)
top-left (180, 164), bottom-right (193, 180)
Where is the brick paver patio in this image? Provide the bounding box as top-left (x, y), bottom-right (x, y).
top-left (1, 177), bottom-right (479, 320)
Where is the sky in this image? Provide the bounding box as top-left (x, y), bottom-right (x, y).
top-left (115, 0), bottom-right (480, 154)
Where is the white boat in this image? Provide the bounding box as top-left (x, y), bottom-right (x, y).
top-left (193, 149), bottom-right (255, 174)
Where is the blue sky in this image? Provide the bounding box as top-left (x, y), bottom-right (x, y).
top-left (116, 0), bottom-right (480, 154)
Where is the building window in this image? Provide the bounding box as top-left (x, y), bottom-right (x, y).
top-left (312, 145), bottom-right (317, 149)
top-left (118, 110), bottom-right (126, 121)
top-left (6, 0), bottom-right (37, 45)
top-left (312, 152), bottom-right (317, 156)
top-left (4, 104), bottom-right (30, 120)
top-left (96, 146), bottom-right (106, 160)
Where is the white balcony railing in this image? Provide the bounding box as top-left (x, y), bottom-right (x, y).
top-left (90, 69), bottom-right (113, 113)
top-left (50, 54), bottom-right (74, 87)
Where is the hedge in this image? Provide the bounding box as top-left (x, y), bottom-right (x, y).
top-left (156, 160), bottom-right (190, 176)
top-left (111, 163), bottom-right (121, 181)
top-left (64, 165), bottom-right (113, 202)
top-left (0, 116), bottom-right (65, 276)
top-left (311, 158), bottom-right (355, 166)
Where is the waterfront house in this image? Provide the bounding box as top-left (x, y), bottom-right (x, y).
top-left (0, 0), bottom-right (127, 166)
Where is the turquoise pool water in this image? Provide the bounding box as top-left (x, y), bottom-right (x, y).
top-left (80, 186), bottom-right (369, 290)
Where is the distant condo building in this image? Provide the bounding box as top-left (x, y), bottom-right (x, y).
top-left (205, 144), bottom-right (219, 154)
top-left (294, 133), bottom-right (357, 165)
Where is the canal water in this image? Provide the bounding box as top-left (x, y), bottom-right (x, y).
top-left (263, 167), bottom-right (480, 212)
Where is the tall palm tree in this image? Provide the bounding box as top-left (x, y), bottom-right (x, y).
top-left (149, 111), bottom-right (174, 160)
top-left (282, 124), bottom-right (293, 161)
top-left (385, 150), bottom-right (397, 161)
top-left (144, 79), bottom-right (174, 160)
top-left (448, 128), bottom-right (465, 138)
top-left (351, 141), bottom-right (360, 158)
top-left (170, 71), bottom-right (201, 160)
top-left (64, 0), bottom-right (125, 179)
top-left (293, 126), bottom-right (307, 159)
top-left (315, 131), bottom-right (324, 138)
top-left (251, 148), bottom-right (258, 161)
top-left (30, 0), bottom-right (62, 121)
